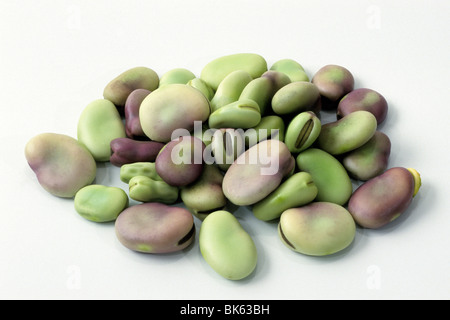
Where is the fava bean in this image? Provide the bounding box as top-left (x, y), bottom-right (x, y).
top-left (271, 81), bottom-right (320, 115)
top-left (269, 58), bottom-right (309, 82)
top-left (110, 138), bottom-right (165, 167)
top-left (187, 78), bottom-right (214, 101)
top-left (120, 162), bottom-right (161, 184)
top-left (208, 99), bottom-right (261, 129)
top-left (159, 68), bottom-right (196, 87)
top-left (284, 111), bottom-right (321, 153)
top-left (210, 70), bottom-right (253, 112)
top-left (128, 175), bottom-right (179, 204)
top-left (124, 89), bottom-right (151, 139)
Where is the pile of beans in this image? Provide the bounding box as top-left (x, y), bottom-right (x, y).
top-left (25, 53), bottom-right (421, 281)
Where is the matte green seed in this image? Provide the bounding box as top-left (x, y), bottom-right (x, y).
top-left (285, 111), bottom-right (322, 153)
top-left (120, 162), bottom-right (161, 183)
top-left (210, 128), bottom-right (245, 171)
top-left (245, 115), bottom-right (286, 148)
top-left (200, 53), bottom-right (267, 91)
top-left (159, 68), bottom-right (196, 87)
top-left (199, 210), bottom-right (257, 280)
top-left (187, 78), bottom-right (214, 101)
top-left (317, 110), bottom-right (377, 155)
top-left (74, 185), bottom-right (128, 222)
top-left (128, 175), bottom-right (179, 204)
top-left (239, 77), bottom-right (274, 115)
top-left (252, 172), bottom-right (318, 221)
top-left (208, 99), bottom-right (261, 129)
top-left (77, 99), bottom-right (126, 161)
top-left (296, 148), bottom-right (353, 205)
top-left (271, 81), bottom-right (320, 115)
top-left (269, 58), bottom-right (309, 82)
top-left (210, 70), bottom-right (253, 113)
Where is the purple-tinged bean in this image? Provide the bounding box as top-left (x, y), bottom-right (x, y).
top-left (110, 137), bottom-right (165, 167)
top-left (124, 89), bottom-right (151, 139)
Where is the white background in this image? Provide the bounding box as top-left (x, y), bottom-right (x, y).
top-left (1, 0), bottom-right (449, 300)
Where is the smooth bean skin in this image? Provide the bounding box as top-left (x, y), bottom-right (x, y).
top-left (199, 210), bottom-right (257, 280)
top-left (245, 115), bottom-right (285, 148)
top-left (348, 167), bottom-right (420, 229)
top-left (317, 110), bottom-right (377, 155)
top-left (74, 185), bottom-right (128, 222)
top-left (208, 99), bottom-right (261, 129)
top-left (139, 84), bottom-right (210, 142)
top-left (180, 164), bottom-right (227, 220)
top-left (271, 81), bottom-right (320, 115)
top-left (210, 128), bottom-right (245, 171)
top-left (115, 202), bottom-right (195, 253)
top-left (77, 99), bottom-right (126, 161)
top-left (128, 175), bottom-right (179, 204)
top-left (342, 131), bottom-right (391, 181)
top-left (210, 70), bottom-right (253, 112)
top-left (187, 78), bottom-right (214, 101)
top-left (252, 172), bottom-right (318, 221)
top-left (284, 111), bottom-right (322, 153)
top-left (278, 202), bottom-right (356, 256)
top-left (337, 88), bottom-right (388, 125)
top-left (296, 148), bottom-right (353, 205)
top-left (124, 89), bottom-right (151, 139)
top-left (155, 136), bottom-right (205, 187)
top-left (200, 53), bottom-right (267, 91)
top-left (110, 138), bottom-right (165, 167)
top-left (159, 68), bottom-right (196, 87)
top-left (120, 162), bottom-right (161, 183)
top-left (25, 133), bottom-right (97, 198)
top-left (222, 139), bottom-right (295, 206)
top-left (103, 66), bottom-right (159, 109)
top-left (311, 64), bottom-right (354, 109)
top-left (269, 58), bottom-right (309, 82)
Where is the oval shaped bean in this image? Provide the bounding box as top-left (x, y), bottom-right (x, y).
top-left (317, 110), bottom-right (377, 155)
top-left (110, 138), bottom-right (165, 167)
top-left (245, 115), bottom-right (286, 148)
top-left (120, 162), bottom-right (161, 184)
top-left (199, 210), bottom-right (257, 280)
top-left (200, 53), bottom-right (267, 90)
top-left (159, 68), bottom-right (196, 87)
top-left (210, 70), bottom-right (253, 112)
top-left (278, 202), bottom-right (356, 256)
top-left (103, 66), bottom-right (159, 109)
top-left (77, 99), bottom-right (126, 161)
top-left (25, 133), bottom-right (97, 198)
top-left (296, 148), bottom-right (353, 205)
top-left (271, 81), bottom-right (320, 115)
top-left (284, 111), bottom-right (322, 153)
top-left (139, 84), bottom-right (210, 142)
top-left (115, 202), bottom-right (195, 253)
top-left (222, 139), bottom-right (295, 206)
top-left (128, 175), bottom-right (179, 204)
top-left (342, 131), bottom-right (391, 181)
top-left (210, 128), bottom-right (245, 171)
top-left (269, 58), bottom-right (309, 82)
top-left (180, 164), bottom-right (227, 220)
top-left (124, 88), bottom-right (151, 139)
top-left (337, 88), bottom-right (388, 125)
top-left (155, 136), bottom-right (205, 186)
top-left (311, 64), bottom-right (354, 109)
top-left (187, 78), bottom-right (214, 101)
top-left (74, 185), bottom-right (128, 222)
top-left (348, 167), bottom-right (421, 229)
top-left (208, 99), bottom-right (261, 129)
top-left (252, 172), bottom-right (318, 221)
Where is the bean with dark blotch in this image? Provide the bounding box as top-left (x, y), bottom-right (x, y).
top-left (296, 148), bottom-right (353, 205)
top-left (139, 84), bottom-right (210, 142)
top-left (120, 162), bottom-right (161, 184)
top-left (210, 70), bottom-right (253, 113)
top-left (269, 58), bottom-right (309, 82)
top-left (180, 164), bottom-right (227, 220)
top-left (103, 66), bottom-right (159, 110)
top-left (115, 202), bottom-right (195, 253)
top-left (285, 111), bottom-right (321, 154)
top-left (348, 167), bottom-right (421, 229)
top-left (342, 131), bottom-right (391, 181)
top-left (159, 68), bottom-right (196, 87)
top-left (25, 133), bottom-right (97, 198)
top-left (222, 139), bottom-right (295, 206)
top-left (199, 210), bottom-right (257, 280)
top-left (312, 64), bottom-right (354, 109)
top-left (124, 89), bottom-right (151, 139)
top-left (337, 88), bottom-right (388, 125)
top-left (110, 137), bottom-right (165, 167)
top-left (208, 99), bottom-right (261, 129)
top-left (128, 175), bottom-right (179, 204)
top-left (278, 202), bottom-right (356, 256)
top-left (74, 185), bottom-right (128, 222)
top-left (317, 110), bottom-right (377, 155)
top-left (200, 53), bottom-right (267, 91)
top-left (271, 81), bottom-right (321, 115)
top-left (252, 172), bottom-right (318, 221)
top-left (77, 99), bottom-right (126, 162)
top-left (155, 136), bottom-right (205, 187)
top-left (210, 128), bottom-right (245, 171)
top-left (245, 115), bottom-right (286, 148)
